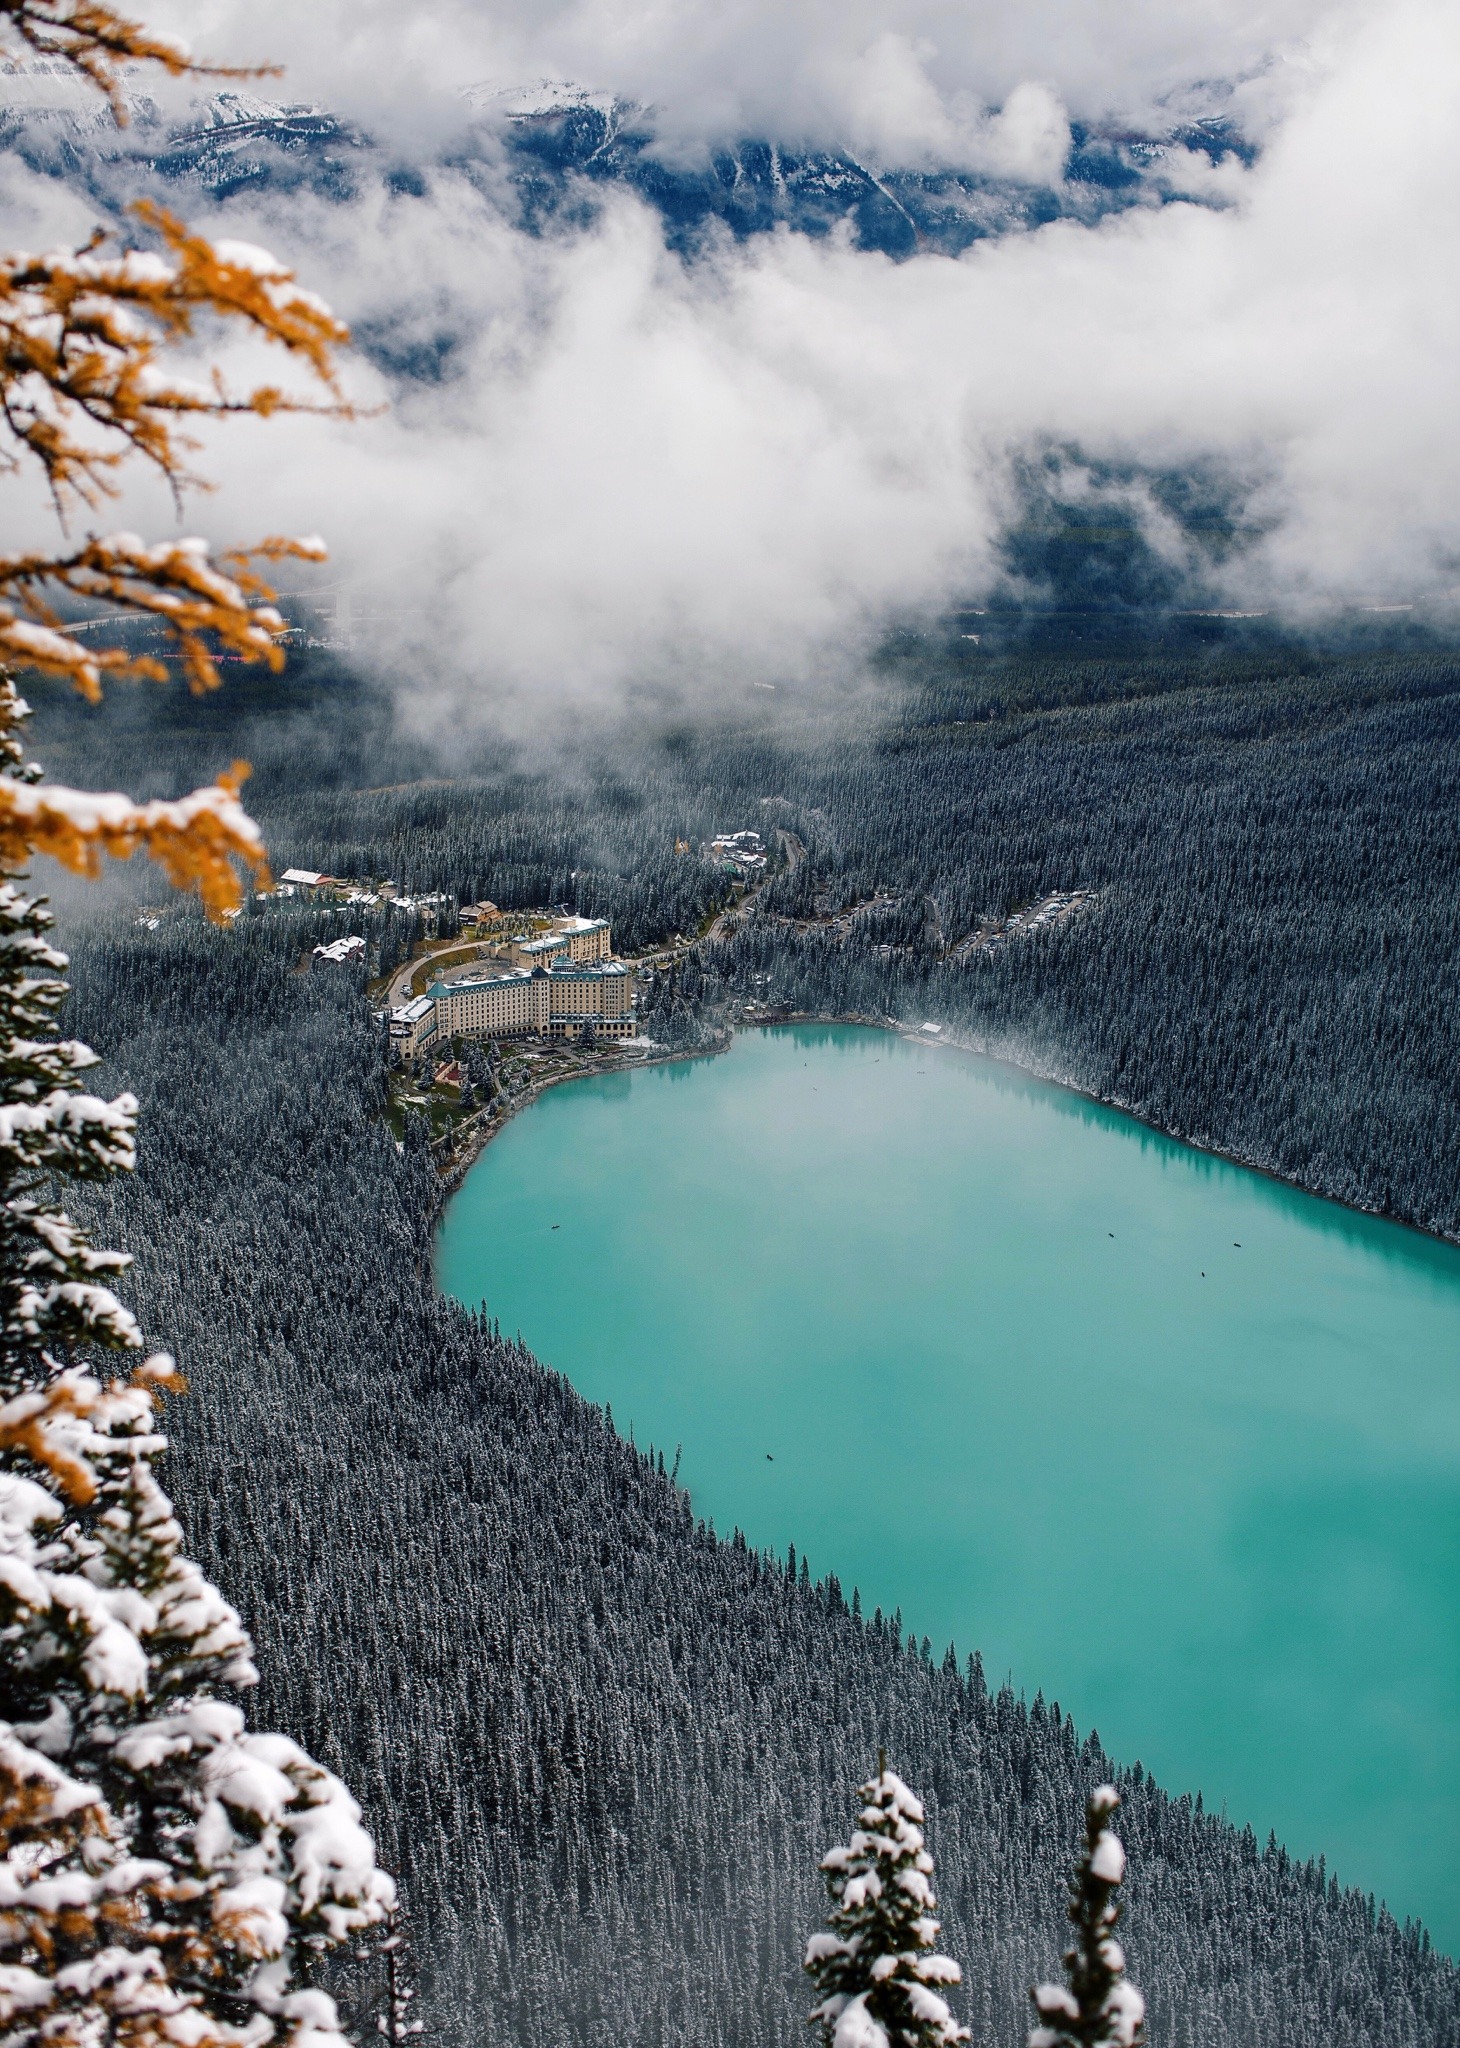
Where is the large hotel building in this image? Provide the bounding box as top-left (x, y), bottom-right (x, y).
top-left (389, 917), bottom-right (633, 1056)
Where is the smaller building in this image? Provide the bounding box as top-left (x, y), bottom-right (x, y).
top-left (707, 831), bottom-right (767, 878)
top-left (281, 867), bottom-right (340, 899)
top-left (390, 994), bottom-right (440, 1057)
top-left (508, 916), bottom-right (612, 969)
top-left (557, 915), bottom-right (612, 962)
top-left (515, 932), bottom-right (570, 968)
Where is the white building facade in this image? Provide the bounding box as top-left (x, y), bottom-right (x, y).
top-left (510, 917), bottom-right (612, 969)
top-left (390, 959), bottom-right (633, 1056)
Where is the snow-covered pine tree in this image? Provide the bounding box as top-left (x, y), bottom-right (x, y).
top-left (0, 677), bottom-right (395, 2048)
top-left (804, 1758), bottom-right (968, 2048)
top-left (1028, 1786), bottom-right (1146, 2048)
top-left (376, 1911), bottom-right (425, 2046)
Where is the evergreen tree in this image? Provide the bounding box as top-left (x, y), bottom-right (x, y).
top-left (805, 1759), bottom-right (968, 2048)
top-left (1028, 1787), bottom-right (1145, 2048)
top-left (0, 688), bottom-right (394, 2048)
top-left (376, 1911), bottom-right (425, 2047)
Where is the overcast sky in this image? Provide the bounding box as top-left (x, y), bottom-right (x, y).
top-left (11, 0), bottom-right (1457, 723)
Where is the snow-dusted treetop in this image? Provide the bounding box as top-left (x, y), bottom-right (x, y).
top-left (805, 1764), bottom-right (969, 2048)
top-left (1029, 1785), bottom-right (1146, 2048)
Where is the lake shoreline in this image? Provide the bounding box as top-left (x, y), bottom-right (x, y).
top-left (844, 1013), bottom-right (1460, 1255)
top-left (430, 1006), bottom-right (1459, 1254)
top-left (431, 1033), bottom-right (733, 1212)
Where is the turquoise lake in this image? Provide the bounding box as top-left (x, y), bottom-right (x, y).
top-left (437, 1023), bottom-right (1460, 1949)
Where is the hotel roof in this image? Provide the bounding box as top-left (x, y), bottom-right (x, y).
top-left (428, 968), bottom-right (534, 996)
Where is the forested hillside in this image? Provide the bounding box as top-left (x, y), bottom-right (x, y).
top-left (62, 906), bottom-right (1460, 2048)
top-left (687, 647), bottom-right (1460, 1235)
top-left (38, 636), bottom-right (1460, 1233)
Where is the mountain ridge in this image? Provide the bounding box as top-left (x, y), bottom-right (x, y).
top-left (0, 68), bottom-right (1256, 259)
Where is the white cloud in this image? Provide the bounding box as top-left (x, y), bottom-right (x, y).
top-left (147, 0), bottom-right (1331, 148)
top-left (978, 84), bottom-right (1071, 186)
top-left (820, 32), bottom-right (970, 169)
top-left (792, 43), bottom-right (1071, 181)
top-left (6, 0), bottom-right (1456, 723)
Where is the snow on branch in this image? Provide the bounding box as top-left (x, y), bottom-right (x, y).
top-left (0, 760), bottom-right (269, 919)
top-left (0, 532), bottom-right (326, 698)
top-left (0, 7), bottom-right (358, 902)
top-left (0, 155), bottom-right (352, 707)
top-left (0, 199), bottom-right (351, 703)
top-left (1029, 1787), bottom-right (1146, 2048)
top-left (0, 209), bottom-right (350, 515)
top-left (806, 1762), bottom-right (969, 2048)
top-left (0, 0), bottom-right (272, 121)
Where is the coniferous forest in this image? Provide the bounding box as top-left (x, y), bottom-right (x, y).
top-left (30, 633), bottom-right (1460, 2046)
top-left (44, 630), bottom-right (1460, 1232)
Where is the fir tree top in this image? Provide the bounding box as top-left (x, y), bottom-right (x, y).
top-left (805, 1762), bottom-right (968, 2048)
top-left (1029, 1785), bottom-right (1146, 2048)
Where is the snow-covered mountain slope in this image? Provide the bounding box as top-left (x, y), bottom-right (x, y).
top-left (472, 85), bottom-right (1252, 257)
top-left (0, 71), bottom-right (1254, 261)
top-left (0, 77), bottom-right (364, 204)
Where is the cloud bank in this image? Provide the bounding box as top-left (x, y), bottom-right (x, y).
top-left (12, 0), bottom-right (1459, 721)
top-left (156, 0), bottom-right (1331, 152)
